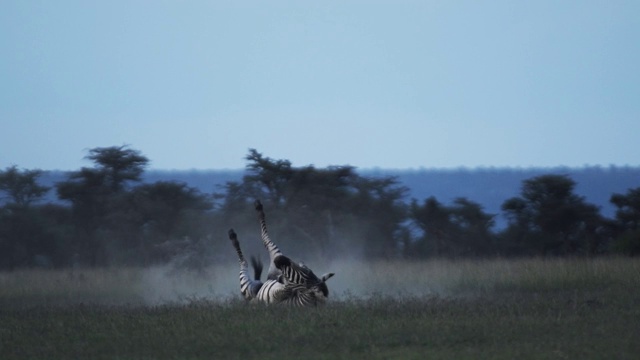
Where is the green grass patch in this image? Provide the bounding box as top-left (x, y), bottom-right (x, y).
top-left (1, 257), bottom-right (639, 359)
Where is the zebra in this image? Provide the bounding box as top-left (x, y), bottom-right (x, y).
top-left (227, 200), bottom-right (335, 306)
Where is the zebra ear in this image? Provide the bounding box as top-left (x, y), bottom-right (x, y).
top-left (321, 273), bottom-right (335, 282)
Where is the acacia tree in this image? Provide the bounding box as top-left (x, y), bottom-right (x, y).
top-left (56, 146), bottom-right (149, 266)
top-left (244, 149), bottom-right (294, 206)
top-left (86, 145), bottom-right (149, 192)
top-left (57, 146), bottom-right (149, 210)
top-left (0, 166), bottom-right (50, 208)
top-left (501, 174), bottom-right (603, 255)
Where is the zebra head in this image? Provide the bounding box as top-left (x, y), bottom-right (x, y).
top-left (274, 255), bottom-right (335, 300)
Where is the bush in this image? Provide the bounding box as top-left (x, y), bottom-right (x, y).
top-left (611, 230), bottom-right (640, 256)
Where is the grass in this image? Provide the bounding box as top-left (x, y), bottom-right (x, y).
top-left (1, 257), bottom-right (639, 359)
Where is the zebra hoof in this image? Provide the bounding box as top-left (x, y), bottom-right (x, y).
top-left (228, 229), bottom-right (237, 240)
top-left (254, 199), bottom-right (263, 211)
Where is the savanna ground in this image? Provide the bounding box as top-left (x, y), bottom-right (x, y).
top-left (1, 257), bottom-right (639, 359)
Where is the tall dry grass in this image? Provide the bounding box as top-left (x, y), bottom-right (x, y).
top-left (1, 256), bottom-right (638, 307)
top-left (328, 256), bottom-right (640, 297)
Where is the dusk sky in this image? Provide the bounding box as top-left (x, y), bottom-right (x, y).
top-left (2, 1), bottom-right (639, 171)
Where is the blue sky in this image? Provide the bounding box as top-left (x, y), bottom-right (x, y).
top-left (1, 1), bottom-right (639, 170)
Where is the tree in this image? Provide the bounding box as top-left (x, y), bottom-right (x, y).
top-left (86, 145), bottom-right (149, 192)
top-left (0, 166), bottom-right (57, 269)
top-left (449, 198), bottom-right (496, 256)
top-left (611, 188), bottom-right (640, 231)
top-left (410, 197), bottom-right (452, 257)
top-left (129, 181), bottom-right (212, 241)
top-left (410, 197), bottom-right (495, 257)
top-left (94, 181), bottom-right (214, 265)
top-left (349, 175), bottom-right (408, 258)
top-left (55, 146), bottom-right (149, 266)
top-left (610, 187), bottom-right (640, 255)
top-left (244, 149), bottom-right (294, 205)
top-left (218, 150), bottom-right (408, 259)
top-left (0, 166), bottom-right (50, 207)
top-left (501, 174), bottom-right (603, 255)
top-left (57, 146), bottom-right (149, 222)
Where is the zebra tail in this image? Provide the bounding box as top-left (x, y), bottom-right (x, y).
top-left (250, 256), bottom-right (263, 281)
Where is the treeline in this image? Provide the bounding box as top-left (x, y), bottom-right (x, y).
top-left (1, 146), bottom-right (639, 269)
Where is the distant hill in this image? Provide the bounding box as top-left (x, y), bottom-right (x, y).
top-left (37, 166), bottom-right (640, 228)
top-left (38, 169), bottom-right (244, 202)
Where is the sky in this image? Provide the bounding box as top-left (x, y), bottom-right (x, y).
top-left (1, 1), bottom-right (639, 171)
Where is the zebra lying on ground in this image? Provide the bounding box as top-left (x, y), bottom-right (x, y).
top-left (227, 200), bottom-right (335, 306)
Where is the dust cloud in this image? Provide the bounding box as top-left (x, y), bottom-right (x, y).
top-left (135, 264), bottom-right (240, 305)
top-left (134, 257), bottom-right (455, 305)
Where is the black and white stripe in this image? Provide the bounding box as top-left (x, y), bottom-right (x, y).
top-left (227, 200), bottom-right (335, 306)
top-left (227, 229), bottom-right (263, 300)
top-left (254, 200), bottom-right (284, 282)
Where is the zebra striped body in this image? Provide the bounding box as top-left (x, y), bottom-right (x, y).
top-left (227, 200), bottom-right (334, 306)
top-left (255, 278), bottom-right (327, 306)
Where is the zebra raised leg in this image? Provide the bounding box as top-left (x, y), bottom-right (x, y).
top-left (228, 228), bottom-right (292, 304)
top-left (254, 200), bottom-right (283, 281)
top-left (254, 199), bottom-right (334, 285)
top-left (227, 229), bottom-right (264, 301)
